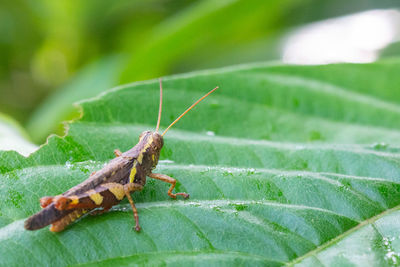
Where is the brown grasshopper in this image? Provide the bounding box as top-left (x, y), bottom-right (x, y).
top-left (24, 79), bottom-right (218, 232)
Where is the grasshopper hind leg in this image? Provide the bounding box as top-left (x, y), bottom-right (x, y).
top-left (46, 182), bottom-right (144, 232)
top-left (50, 209), bottom-right (89, 232)
top-left (44, 182), bottom-right (126, 232)
top-left (52, 182), bottom-right (127, 211)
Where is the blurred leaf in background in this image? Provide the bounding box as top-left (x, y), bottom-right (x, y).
top-left (0, 113), bottom-right (37, 156)
top-left (0, 0), bottom-right (400, 144)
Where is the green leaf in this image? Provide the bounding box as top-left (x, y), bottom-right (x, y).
top-left (2, 59), bottom-right (400, 266)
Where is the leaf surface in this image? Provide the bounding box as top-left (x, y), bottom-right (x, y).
top-left (1, 59), bottom-right (400, 266)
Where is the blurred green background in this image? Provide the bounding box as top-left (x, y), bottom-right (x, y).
top-left (1, 0), bottom-right (400, 145)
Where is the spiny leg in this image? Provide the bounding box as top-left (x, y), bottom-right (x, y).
top-left (50, 209), bottom-right (88, 232)
top-left (148, 173), bottom-right (189, 199)
top-left (123, 183), bottom-right (143, 232)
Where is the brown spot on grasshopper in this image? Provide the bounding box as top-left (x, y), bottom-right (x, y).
top-left (24, 79), bottom-right (218, 232)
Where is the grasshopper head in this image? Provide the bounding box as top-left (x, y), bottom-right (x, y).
top-left (138, 131), bottom-right (164, 169)
top-left (139, 130), bottom-right (164, 151)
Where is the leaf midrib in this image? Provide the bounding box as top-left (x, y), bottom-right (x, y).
top-left (1, 199), bottom-right (353, 231)
top-left (72, 249), bottom-right (284, 266)
top-left (286, 203), bottom-right (400, 266)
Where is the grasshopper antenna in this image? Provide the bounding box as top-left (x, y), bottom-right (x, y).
top-left (155, 78), bottom-right (163, 133)
top-left (162, 86), bottom-right (219, 136)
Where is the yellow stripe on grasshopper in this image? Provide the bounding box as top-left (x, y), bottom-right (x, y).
top-left (102, 183), bottom-right (125, 200)
top-left (137, 136), bottom-right (153, 164)
top-left (87, 189), bottom-right (104, 205)
top-left (129, 164), bottom-right (137, 183)
top-left (130, 135), bottom-right (154, 183)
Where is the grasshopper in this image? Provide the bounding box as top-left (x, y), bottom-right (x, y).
top-left (24, 79), bottom-right (218, 232)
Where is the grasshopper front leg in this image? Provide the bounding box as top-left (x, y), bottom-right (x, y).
top-left (148, 173), bottom-right (190, 199)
